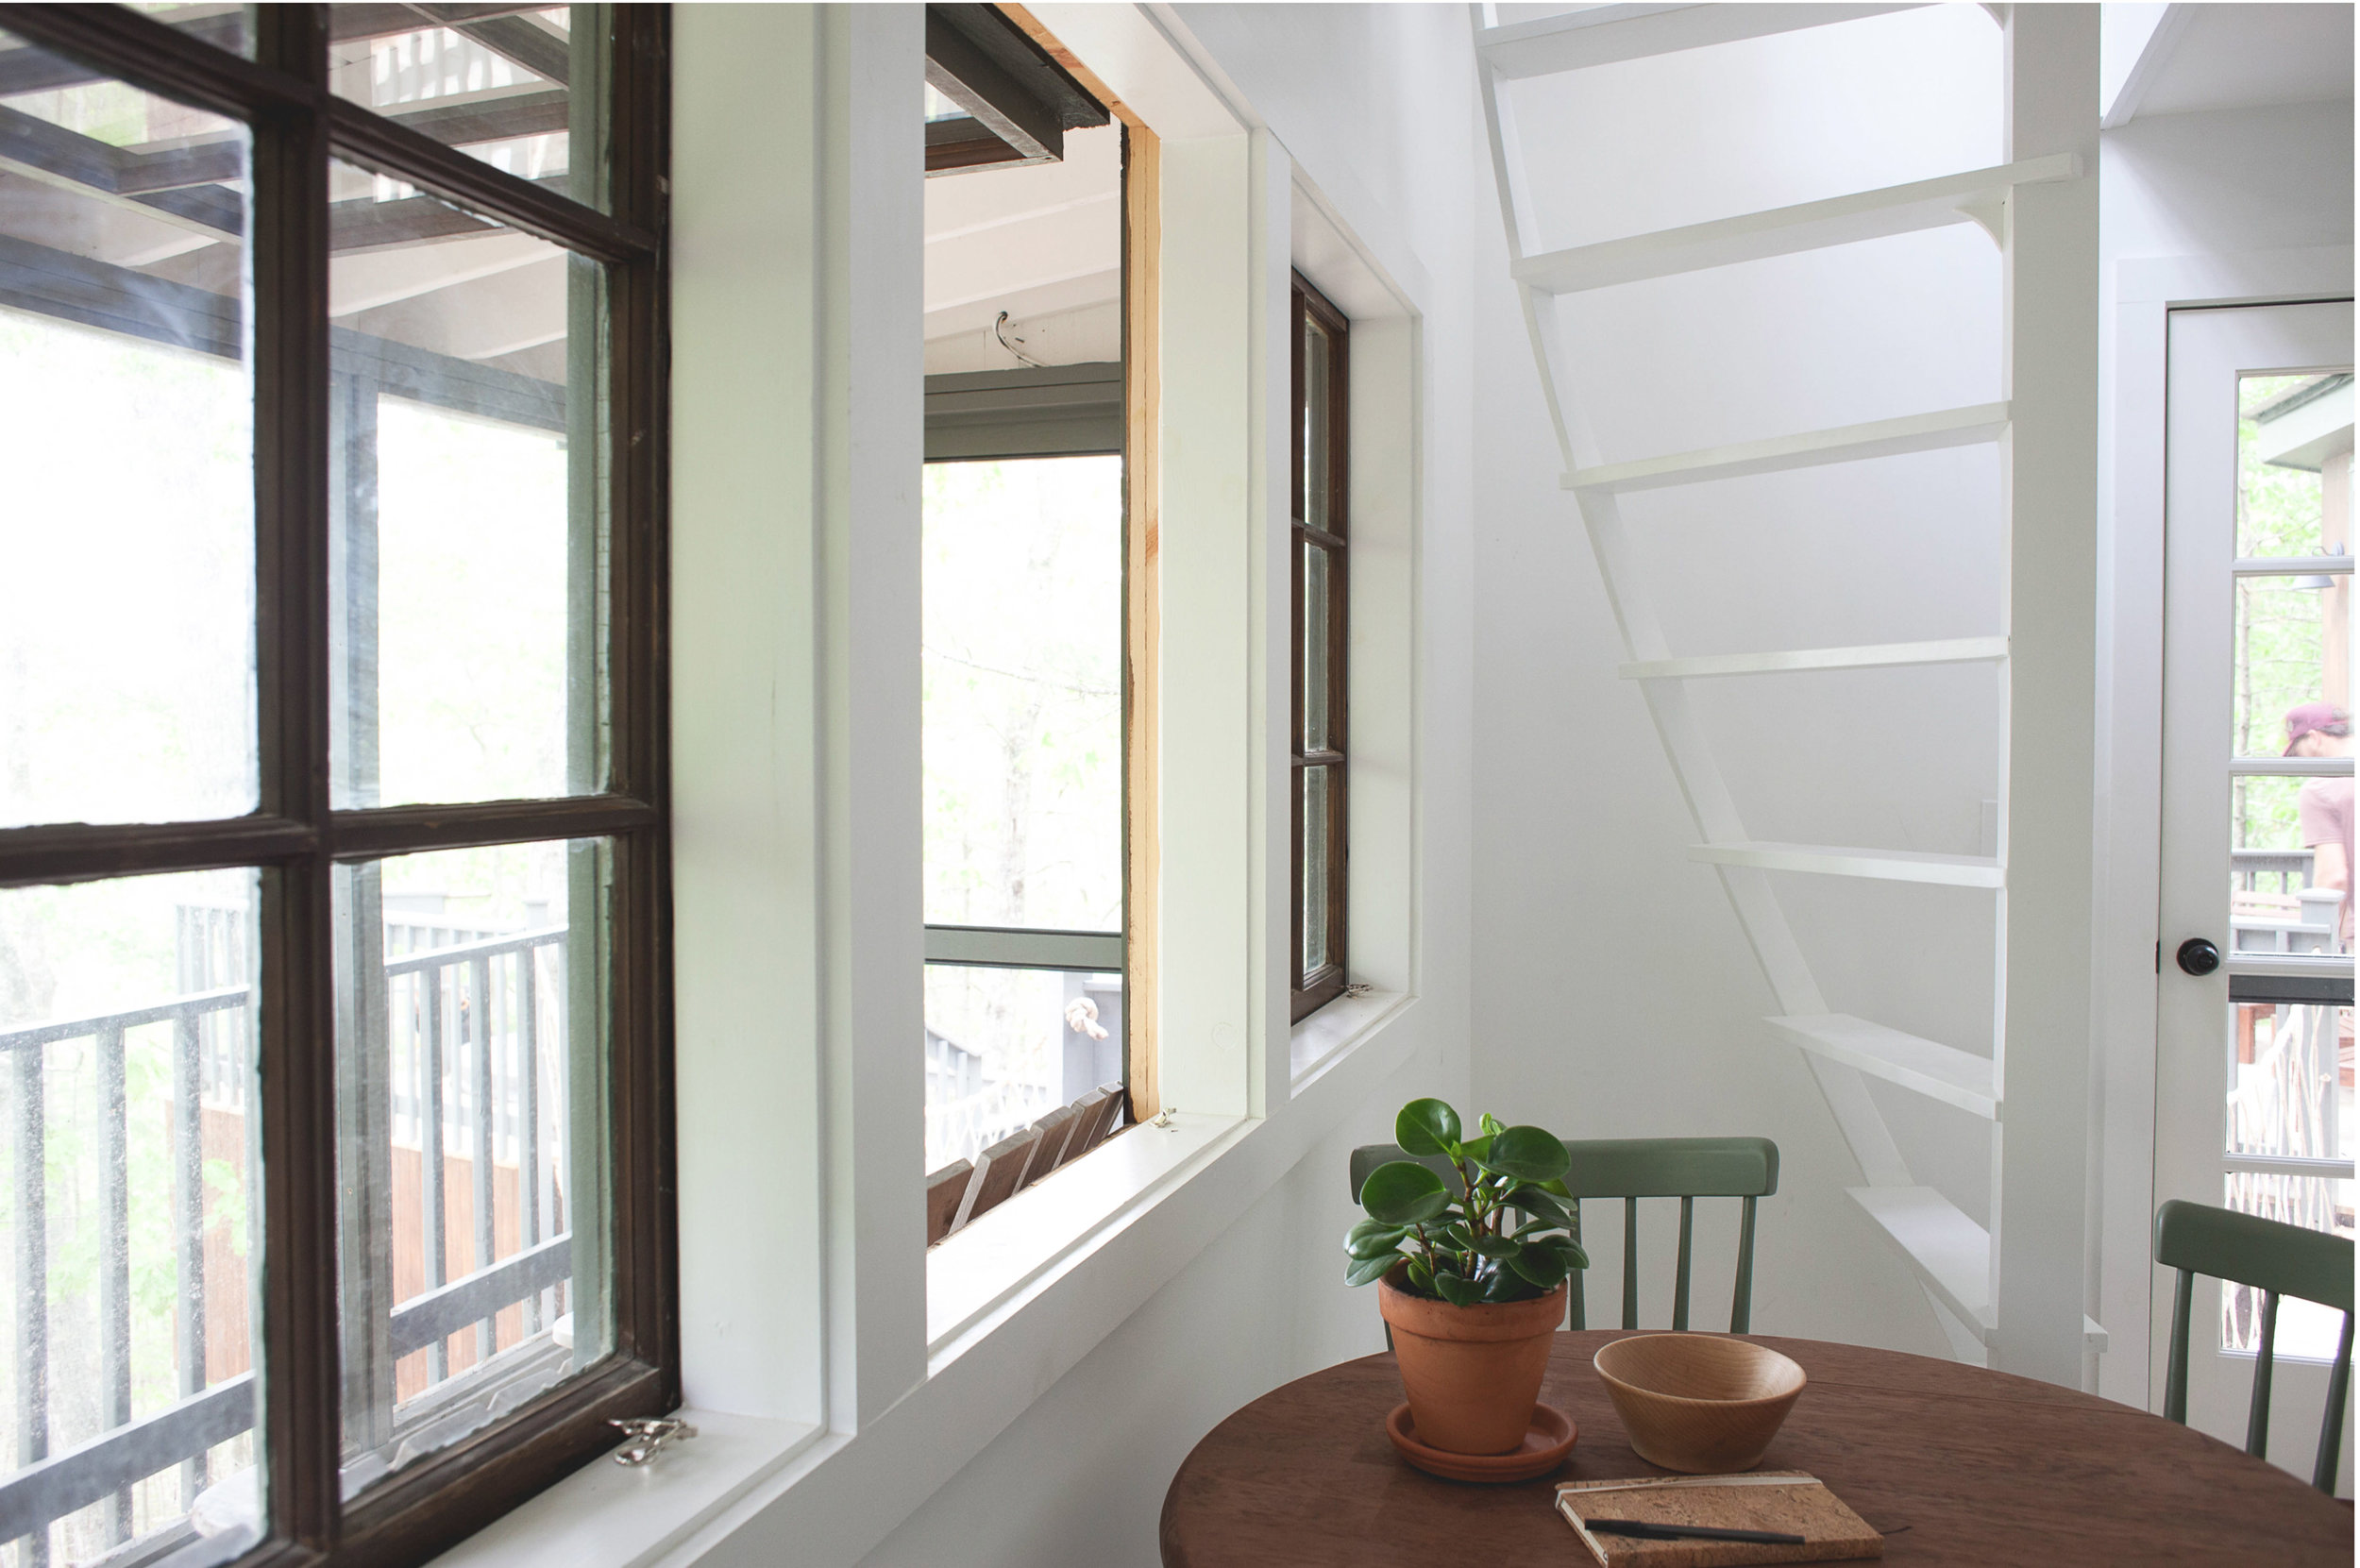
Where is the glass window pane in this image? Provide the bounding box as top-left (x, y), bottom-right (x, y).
top-left (333, 839), bottom-right (611, 1496)
top-left (2231, 575), bottom-right (2346, 762)
top-left (2230, 775), bottom-right (2352, 955)
top-left (1301, 314), bottom-right (1332, 531)
top-left (924, 964), bottom-right (1122, 1172)
top-left (1301, 766), bottom-right (1331, 976)
top-left (0, 38), bottom-right (255, 829)
top-left (328, 6), bottom-right (610, 211)
top-left (329, 157), bottom-right (606, 808)
top-left (922, 458), bottom-right (1122, 932)
top-left (2219, 1172), bottom-right (2354, 1358)
top-left (1302, 542), bottom-right (1331, 753)
top-left (0, 869), bottom-right (263, 1566)
top-left (2237, 373), bottom-right (2342, 562)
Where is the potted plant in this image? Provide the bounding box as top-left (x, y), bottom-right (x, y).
top-left (1345, 1098), bottom-right (1588, 1456)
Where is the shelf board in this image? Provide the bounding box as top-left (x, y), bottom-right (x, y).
top-left (1620, 636), bottom-right (2008, 682)
top-left (1514, 155), bottom-right (2077, 295)
top-left (1768, 1013), bottom-right (1998, 1119)
top-left (1565, 402), bottom-right (2009, 495)
top-left (1690, 841), bottom-right (2004, 889)
top-left (1477, 4), bottom-right (1913, 80)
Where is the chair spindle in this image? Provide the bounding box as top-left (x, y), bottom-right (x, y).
top-left (1672, 1196), bottom-right (1694, 1333)
top-left (1731, 1194), bottom-right (1759, 1333)
top-left (1622, 1197), bottom-right (1640, 1331)
top-left (2247, 1290), bottom-right (2280, 1458)
top-left (2164, 1267), bottom-right (2194, 1425)
top-left (2317, 1311), bottom-right (2353, 1492)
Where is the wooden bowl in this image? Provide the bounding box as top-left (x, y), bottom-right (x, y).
top-left (1592, 1333), bottom-right (1806, 1473)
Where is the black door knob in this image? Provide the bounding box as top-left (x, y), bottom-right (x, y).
top-left (2176, 937), bottom-right (2222, 977)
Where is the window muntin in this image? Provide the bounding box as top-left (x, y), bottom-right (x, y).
top-left (0, 7), bottom-right (668, 1565)
top-left (1291, 274), bottom-right (1348, 1020)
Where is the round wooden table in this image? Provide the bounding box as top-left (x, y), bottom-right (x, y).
top-left (1160, 1331), bottom-right (2352, 1565)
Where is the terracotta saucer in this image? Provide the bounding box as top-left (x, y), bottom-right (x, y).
top-left (1385, 1402), bottom-right (1578, 1483)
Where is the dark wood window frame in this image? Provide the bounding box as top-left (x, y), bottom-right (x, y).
top-left (1291, 272), bottom-right (1348, 1021)
top-left (0, 7), bottom-right (672, 1567)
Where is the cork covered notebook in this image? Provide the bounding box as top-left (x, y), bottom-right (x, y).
top-left (1554, 1473), bottom-right (1884, 1568)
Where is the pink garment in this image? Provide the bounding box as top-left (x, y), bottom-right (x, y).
top-left (2297, 775), bottom-right (2354, 944)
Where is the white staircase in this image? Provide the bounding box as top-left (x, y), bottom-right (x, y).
top-left (1475, 4), bottom-right (2103, 1377)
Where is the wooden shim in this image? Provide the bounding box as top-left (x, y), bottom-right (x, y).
top-left (1020, 1104), bottom-right (1080, 1189)
top-left (925, 1158), bottom-right (974, 1246)
top-left (960, 1127), bottom-right (1041, 1226)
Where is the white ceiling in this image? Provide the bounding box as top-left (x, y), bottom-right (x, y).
top-left (2134, 3), bottom-right (2353, 119)
top-left (923, 122), bottom-right (1120, 348)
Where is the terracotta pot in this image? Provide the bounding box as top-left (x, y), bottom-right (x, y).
top-left (1377, 1266), bottom-right (1568, 1455)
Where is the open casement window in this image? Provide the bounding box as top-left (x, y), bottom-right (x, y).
top-left (0, 7), bottom-right (670, 1567)
top-left (1292, 274), bottom-right (1349, 1020)
top-left (922, 4), bottom-right (1106, 177)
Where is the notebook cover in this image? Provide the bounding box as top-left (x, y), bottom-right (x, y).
top-left (1554, 1472), bottom-right (1885, 1568)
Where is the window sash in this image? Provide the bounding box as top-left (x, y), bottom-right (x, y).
top-left (0, 6), bottom-right (672, 1564)
top-left (1291, 274), bottom-right (1348, 1020)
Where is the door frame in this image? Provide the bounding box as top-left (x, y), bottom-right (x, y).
top-left (2095, 243), bottom-right (2355, 1413)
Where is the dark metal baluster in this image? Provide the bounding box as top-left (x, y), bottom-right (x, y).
top-left (471, 953), bottom-right (496, 1363)
top-left (96, 1024), bottom-right (131, 1544)
top-left (13, 1040), bottom-right (48, 1568)
top-left (172, 1012), bottom-right (206, 1508)
top-left (422, 969), bottom-right (447, 1384)
top-left (519, 946), bottom-right (541, 1334)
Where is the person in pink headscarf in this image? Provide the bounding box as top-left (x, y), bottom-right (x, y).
top-left (2284, 702), bottom-right (2353, 950)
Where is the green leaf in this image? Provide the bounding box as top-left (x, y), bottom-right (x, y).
top-left (1359, 1160), bottom-right (1450, 1225)
top-left (1347, 1218), bottom-right (1408, 1251)
top-left (1483, 1267), bottom-right (1533, 1303)
top-left (1346, 1225), bottom-right (1409, 1260)
top-left (1509, 1241), bottom-right (1571, 1289)
top-left (1538, 1177), bottom-right (1572, 1198)
top-left (1481, 1112), bottom-right (1506, 1138)
top-left (1546, 1237), bottom-right (1591, 1271)
top-left (1486, 1125), bottom-right (1572, 1183)
top-left (1395, 1099), bottom-right (1462, 1156)
top-left (1433, 1270), bottom-right (1481, 1307)
top-left (1459, 1134), bottom-right (1492, 1165)
top-left (1471, 1235), bottom-right (1519, 1260)
top-left (1345, 1253), bottom-right (1397, 1287)
top-left (1504, 1186), bottom-right (1573, 1225)
top-left (1406, 1256), bottom-right (1436, 1293)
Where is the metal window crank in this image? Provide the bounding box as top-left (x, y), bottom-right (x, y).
top-left (610, 1417), bottom-right (697, 1466)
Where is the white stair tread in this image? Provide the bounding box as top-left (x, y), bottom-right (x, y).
top-left (1691, 841), bottom-right (2004, 888)
top-left (1478, 4), bottom-right (1913, 81)
top-left (1848, 1186), bottom-right (1994, 1338)
top-left (1768, 1014), bottom-right (1998, 1119)
top-left (1848, 1188), bottom-right (2109, 1353)
top-left (1565, 402), bottom-right (2010, 494)
top-left (1515, 155), bottom-right (2077, 295)
top-left (1621, 636), bottom-right (2008, 682)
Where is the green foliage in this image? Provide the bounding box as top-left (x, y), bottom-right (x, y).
top-left (1343, 1098), bottom-right (1590, 1305)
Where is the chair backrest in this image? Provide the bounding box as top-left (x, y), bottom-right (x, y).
top-left (1349, 1136), bottom-right (1778, 1333)
top-left (2153, 1197), bottom-right (2355, 1492)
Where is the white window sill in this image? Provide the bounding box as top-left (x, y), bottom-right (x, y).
top-left (429, 1410), bottom-right (820, 1568)
top-left (1290, 986), bottom-right (1411, 1088)
top-left (926, 1109), bottom-right (1251, 1354)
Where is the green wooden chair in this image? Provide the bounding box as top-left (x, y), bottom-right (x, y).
top-left (2154, 1197), bottom-right (2354, 1492)
top-left (1348, 1136), bottom-right (1778, 1334)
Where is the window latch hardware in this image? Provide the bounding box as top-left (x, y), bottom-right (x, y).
top-left (1151, 1106), bottom-right (1178, 1128)
top-left (610, 1417), bottom-right (698, 1466)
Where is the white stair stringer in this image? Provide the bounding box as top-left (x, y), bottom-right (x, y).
top-left (1468, 4), bottom-right (2111, 1369)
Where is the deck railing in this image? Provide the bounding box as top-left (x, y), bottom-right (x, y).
top-left (0, 926), bottom-right (570, 1564)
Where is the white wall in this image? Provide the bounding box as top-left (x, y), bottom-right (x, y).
top-left (851, 7), bottom-right (1483, 1562)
